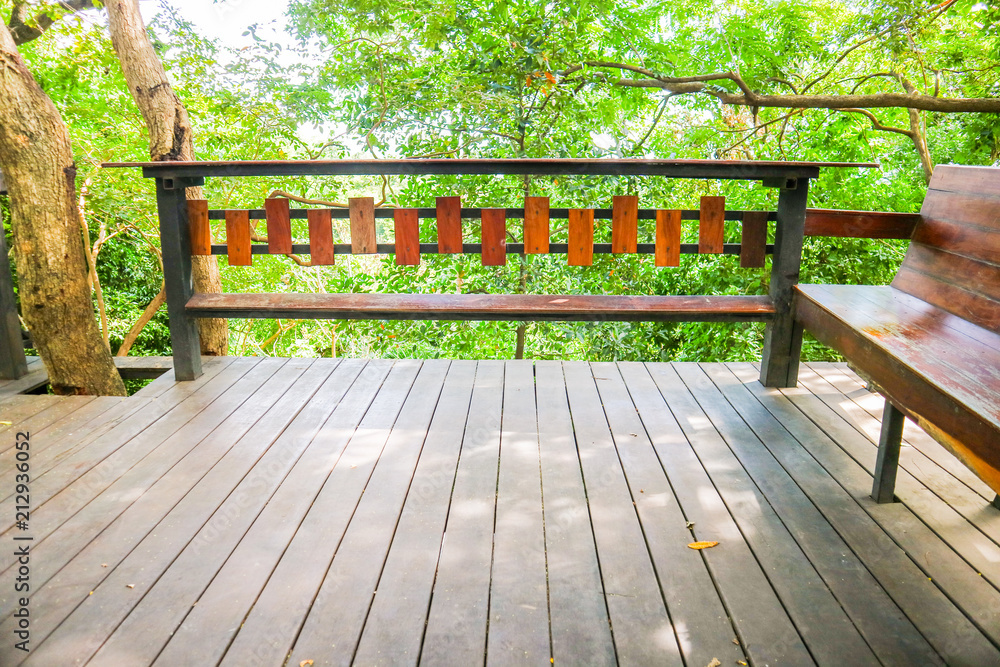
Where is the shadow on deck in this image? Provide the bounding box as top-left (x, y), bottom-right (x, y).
top-left (0, 358), bottom-right (998, 666)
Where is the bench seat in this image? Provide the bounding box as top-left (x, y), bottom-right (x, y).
top-left (186, 292), bottom-right (776, 322)
top-left (796, 283), bottom-right (1000, 495)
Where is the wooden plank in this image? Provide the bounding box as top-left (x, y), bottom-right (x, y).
top-left (679, 363), bottom-right (897, 665)
top-left (264, 197), bottom-right (293, 254)
top-left (26, 360), bottom-right (333, 666)
top-left (0, 358), bottom-right (247, 554)
top-left (0, 395), bottom-right (60, 434)
top-left (186, 291), bottom-right (776, 322)
top-left (910, 217), bottom-right (1000, 266)
top-left (351, 361), bottom-right (477, 665)
top-left (111, 355), bottom-right (172, 380)
top-left (420, 360), bottom-right (503, 665)
top-left (593, 363), bottom-right (743, 667)
top-left (437, 195), bottom-right (462, 253)
top-left (726, 362), bottom-right (983, 665)
top-left (803, 209), bottom-right (919, 239)
top-left (148, 360), bottom-right (368, 667)
top-left (187, 199), bottom-right (211, 255)
top-left (393, 208), bottom-right (420, 266)
top-left (108, 157), bottom-right (871, 179)
top-left (561, 362), bottom-right (682, 666)
top-left (893, 263), bottom-right (1000, 334)
top-left (524, 196), bottom-right (550, 253)
top-left (793, 365), bottom-right (1000, 575)
top-left (3, 398), bottom-right (142, 484)
top-left (809, 362), bottom-right (996, 501)
top-left (0, 365), bottom-right (48, 396)
top-left (795, 361), bottom-right (1000, 565)
top-left (900, 240), bottom-right (1000, 303)
top-left (921, 188), bottom-right (1000, 232)
top-left (0, 397), bottom-right (93, 460)
top-left (611, 195), bottom-right (639, 253)
top-left (622, 362), bottom-right (813, 666)
top-left (795, 284), bottom-right (1000, 483)
top-left (698, 195), bottom-right (725, 254)
top-left (483, 360), bottom-right (550, 665)
top-left (349, 196), bottom-right (377, 253)
top-left (927, 164), bottom-right (1000, 200)
top-left (534, 361), bottom-right (614, 665)
top-left (567, 208), bottom-right (594, 266)
top-left (287, 361), bottom-right (452, 666)
top-left (86, 362), bottom-right (374, 667)
top-left (655, 209), bottom-right (681, 267)
top-left (224, 210), bottom-right (252, 266)
top-left (668, 362), bottom-right (875, 665)
top-left (218, 361), bottom-right (418, 666)
top-left (481, 208), bottom-right (507, 266)
top-left (306, 208), bottom-right (335, 265)
top-left (760, 365), bottom-right (1000, 662)
top-left (740, 210), bottom-right (768, 268)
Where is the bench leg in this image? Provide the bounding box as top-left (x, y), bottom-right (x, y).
top-left (155, 179), bottom-right (203, 381)
top-left (992, 495), bottom-right (1000, 511)
top-left (872, 400), bottom-right (905, 503)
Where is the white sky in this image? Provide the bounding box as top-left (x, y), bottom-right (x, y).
top-left (141, 0), bottom-right (292, 49)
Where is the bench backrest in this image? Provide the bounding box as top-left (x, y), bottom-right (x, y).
top-left (892, 165), bottom-right (1000, 333)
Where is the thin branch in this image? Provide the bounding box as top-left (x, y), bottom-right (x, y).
top-left (836, 108), bottom-right (914, 137)
top-left (116, 284), bottom-right (165, 357)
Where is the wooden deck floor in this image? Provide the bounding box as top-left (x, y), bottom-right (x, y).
top-left (1, 358), bottom-right (998, 666)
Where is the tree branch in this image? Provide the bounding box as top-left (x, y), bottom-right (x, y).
top-left (9, 0), bottom-right (97, 45)
top-left (558, 62), bottom-right (1000, 112)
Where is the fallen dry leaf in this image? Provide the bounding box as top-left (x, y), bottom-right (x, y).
top-left (126, 584), bottom-right (135, 589)
top-left (686, 521), bottom-right (695, 530)
top-left (706, 659), bottom-right (721, 667)
top-left (300, 661), bottom-right (314, 667)
top-left (688, 541), bottom-right (720, 550)
top-left (0, 421), bottom-right (12, 426)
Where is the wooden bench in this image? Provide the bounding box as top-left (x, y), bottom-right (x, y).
top-left (795, 165), bottom-right (1000, 507)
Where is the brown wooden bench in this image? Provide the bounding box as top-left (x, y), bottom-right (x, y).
top-left (795, 165), bottom-right (1000, 507)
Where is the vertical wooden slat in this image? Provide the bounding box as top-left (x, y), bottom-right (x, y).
top-left (394, 209), bottom-right (420, 266)
top-left (568, 209), bottom-right (594, 266)
top-left (741, 211), bottom-right (769, 268)
top-left (225, 210), bottom-right (252, 266)
top-left (481, 209), bottom-right (507, 266)
top-left (349, 197), bottom-right (377, 254)
top-left (307, 209), bottom-right (335, 265)
top-left (699, 196), bottom-right (726, 254)
top-left (265, 198), bottom-right (292, 254)
top-left (437, 196), bottom-right (462, 253)
top-left (611, 195), bottom-right (639, 254)
top-left (187, 199), bottom-right (211, 255)
top-left (655, 209), bottom-right (682, 267)
top-left (524, 196), bottom-right (550, 254)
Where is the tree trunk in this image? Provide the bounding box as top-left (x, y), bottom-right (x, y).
top-left (105, 0), bottom-right (228, 355)
top-left (0, 25), bottom-right (125, 395)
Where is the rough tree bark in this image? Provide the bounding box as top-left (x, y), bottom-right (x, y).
top-left (0, 23), bottom-right (125, 395)
top-left (105, 0), bottom-right (228, 355)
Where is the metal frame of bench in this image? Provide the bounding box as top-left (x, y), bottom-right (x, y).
top-left (96, 159), bottom-right (884, 386)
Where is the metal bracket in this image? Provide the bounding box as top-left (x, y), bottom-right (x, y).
top-left (161, 176), bottom-right (206, 190)
top-left (762, 177), bottom-right (798, 190)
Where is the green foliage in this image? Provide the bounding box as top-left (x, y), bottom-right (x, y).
top-left (6, 0), bottom-right (999, 364)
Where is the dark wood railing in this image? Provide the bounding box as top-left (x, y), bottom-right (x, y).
top-left (5, 158), bottom-right (901, 386)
